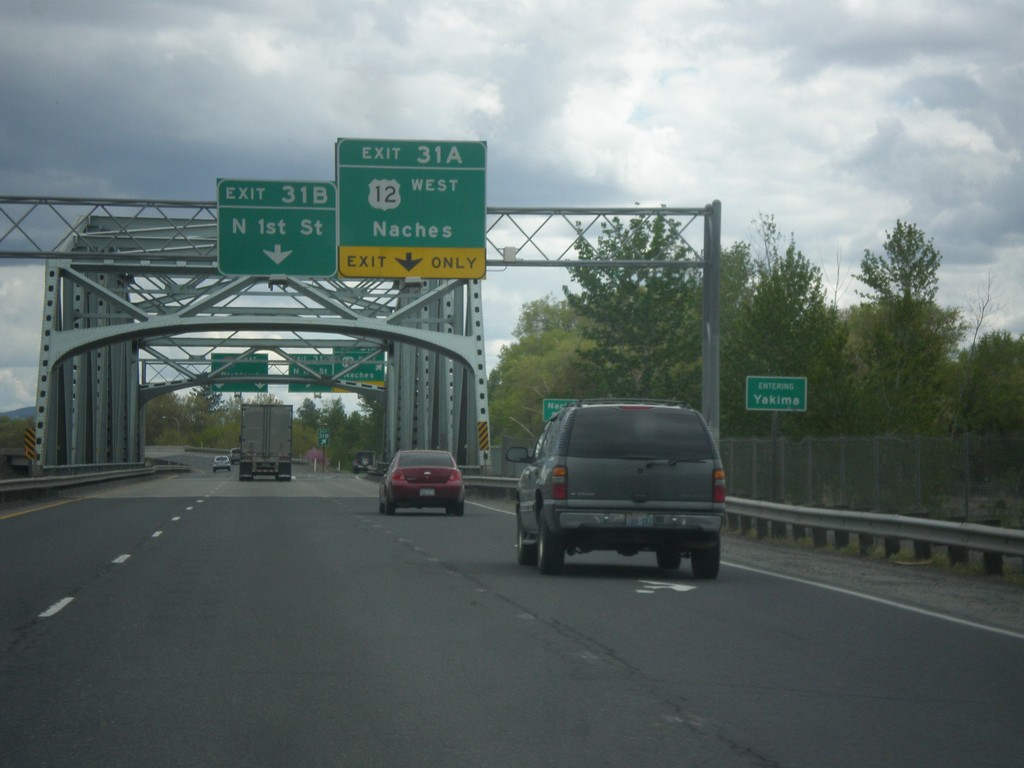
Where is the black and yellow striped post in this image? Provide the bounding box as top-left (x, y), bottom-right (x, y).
top-left (24, 427), bottom-right (37, 461)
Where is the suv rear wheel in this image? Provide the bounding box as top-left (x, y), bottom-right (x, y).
top-left (690, 540), bottom-right (721, 579)
top-left (537, 516), bottom-right (564, 575)
top-left (516, 510), bottom-right (538, 566)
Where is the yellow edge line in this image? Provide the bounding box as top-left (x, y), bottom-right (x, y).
top-left (0, 473), bottom-right (180, 521)
top-left (0, 498), bottom-right (77, 520)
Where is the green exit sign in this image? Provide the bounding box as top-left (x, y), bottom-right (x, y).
top-left (543, 398), bottom-right (576, 421)
top-left (211, 353), bottom-right (269, 393)
top-left (746, 376), bottom-right (807, 411)
top-left (336, 139), bottom-right (486, 279)
top-left (217, 179), bottom-right (337, 277)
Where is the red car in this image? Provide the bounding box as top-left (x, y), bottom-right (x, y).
top-left (379, 449), bottom-right (465, 516)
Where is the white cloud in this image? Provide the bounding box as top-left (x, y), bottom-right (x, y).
top-left (2, 0), bottom-right (1023, 412)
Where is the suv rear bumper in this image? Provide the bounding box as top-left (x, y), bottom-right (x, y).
top-left (547, 510), bottom-right (723, 552)
top-left (558, 511), bottom-right (722, 532)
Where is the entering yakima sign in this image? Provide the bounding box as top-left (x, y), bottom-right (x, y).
top-left (336, 139), bottom-right (486, 279)
top-left (745, 376), bottom-right (807, 412)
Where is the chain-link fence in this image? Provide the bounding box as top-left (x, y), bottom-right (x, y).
top-left (719, 434), bottom-right (1024, 525)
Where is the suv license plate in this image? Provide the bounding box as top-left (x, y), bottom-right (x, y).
top-left (627, 513), bottom-right (653, 527)
top-left (419, 488), bottom-right (436, 497)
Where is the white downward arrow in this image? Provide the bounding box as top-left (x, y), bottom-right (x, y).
top-left (263, 244), bottom-right (292, 264)
top-left (637, 580), bottom-right (698, 593)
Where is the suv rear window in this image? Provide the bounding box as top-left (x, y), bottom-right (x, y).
top-left (566, 406), bottom-right (713, 460)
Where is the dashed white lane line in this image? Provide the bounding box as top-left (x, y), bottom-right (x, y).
top-left (39, 597), bottom-right (74, 618)
top-left (38, 513), bottom-right (188, 619)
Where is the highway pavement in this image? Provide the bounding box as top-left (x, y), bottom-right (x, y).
top-left (1, 454), bottom-right (1021, 767)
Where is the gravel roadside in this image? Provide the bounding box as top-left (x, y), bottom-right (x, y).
top-left (722, 530), bottom-right (1024, 637)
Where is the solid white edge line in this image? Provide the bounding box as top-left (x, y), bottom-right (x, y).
top-left (473, 502), bottom-right (515, 516)
top-left (723, 561), bottom-right (1024, 642)
top-left (475, 502), bottom-right (1024, 641)
top-left (39, 597), bottom-right (74, 617)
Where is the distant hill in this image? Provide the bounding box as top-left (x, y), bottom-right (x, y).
top-left (2, 407), bottom-right (33, 420)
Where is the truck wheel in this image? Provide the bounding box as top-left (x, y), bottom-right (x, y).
top-left (516, 512), bottom-right (538, 566)
top-left (691, 542), bottom-right (721, 580)
top-left (537, 516), bottom-right (564, 575)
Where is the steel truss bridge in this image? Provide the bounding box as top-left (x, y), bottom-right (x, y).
top-left (0, 196), bottom-right (721, 471)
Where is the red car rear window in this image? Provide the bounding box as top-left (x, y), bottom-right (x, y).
top-left (397, 451), bottom-right (455, 468)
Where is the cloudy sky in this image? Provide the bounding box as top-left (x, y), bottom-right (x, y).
top-left (1, 0), bottom-right (1022, 412)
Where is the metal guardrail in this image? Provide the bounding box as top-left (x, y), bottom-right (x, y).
top-left (463, 476), bottom-right (518, 498)
top-left (463, 477), bottom-right (1024, 573)
top-left (726, 498), bottom-right (1024, 559)
top-left (0, 465), bottom-right (186, 503)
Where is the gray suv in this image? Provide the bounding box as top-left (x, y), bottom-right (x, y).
top-left (506, 400), bottom-right (726, 577)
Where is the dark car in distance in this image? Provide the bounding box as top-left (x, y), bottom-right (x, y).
top-left (352, 450), bottom-right (376, 475)
top-left (379, 450), bottom-right (465, 516)
top-left (506, 399), bottom-right (726, 577)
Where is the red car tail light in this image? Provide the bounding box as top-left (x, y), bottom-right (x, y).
top-left (552, 465), bottom-right (568, 500)
top-left (713, 468), bottom-right (727, 503)
top-left (448, 469), bottom-right (463, 484)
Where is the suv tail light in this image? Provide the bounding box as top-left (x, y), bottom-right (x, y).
top-left (552, 465), bottom-right (568, 500)
top-left (713, 468), bottom-right (727, 503)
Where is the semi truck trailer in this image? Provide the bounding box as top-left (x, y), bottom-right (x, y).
top-left (238, 404), bottom-right (293, 481)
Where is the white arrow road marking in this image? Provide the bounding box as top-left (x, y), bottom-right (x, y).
top-left (39, 597), bottom-right (74, 617)
top-left (263, 244), bottom-right (292, 264)
top-left (637, 580), bottom-right (698, 594)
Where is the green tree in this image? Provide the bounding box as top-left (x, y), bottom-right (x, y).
top-left (487, 296), bottom-right (587, 442)
top-left (858, 220), bottom-right (941, 304)
top-left (564, 214), bottom-right (703, 401)
top-left (145, 392), bottom-right (188, 444)
top-left (0, 415), bottom-right (32, 452)
top-left (956, 331), bottom-right (1024, 434)
top-left (850, 221), bottom-right (964, 434)
top-left (296, 398), bottom-right (320, 430)
top-left (721, 215), bottom-right (854, 437)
